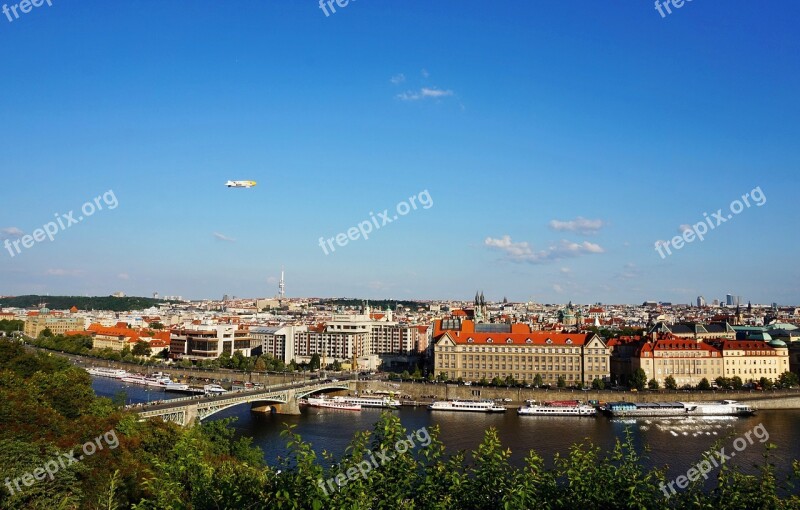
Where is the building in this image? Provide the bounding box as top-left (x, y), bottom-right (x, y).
top-left (24, 308), bottom-right (82, 337)
top-left (697, 296), bottom-right (706, 307)
top-left (648, 322), bottom-right (736, 341)
top-left (250, 325), bottom-right (306, 363)
top-left (634, 334), bottom-right (724, 388)
top-left (169, 323), bottom-right (257, 361)
top-left (614, 332), bottom-right (791, 387)
top-left (431, 318), bottom-right (610, 385)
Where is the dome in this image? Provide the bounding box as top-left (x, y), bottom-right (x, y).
top-left (768, 339), bottom-right (787, 348)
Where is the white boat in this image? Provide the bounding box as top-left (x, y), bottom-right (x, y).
top-left (87, 367), bottom-right (129, 379)
top-left (121, 374), bottom-right (172, 387)
top-left (604, 400), bottom-right (754, 417)
top-left (204, 384), bottom-right (227, 395)
top-left (163, 382), bottom-right (190, 391)
top-left (336, 396), bottom-right (400, 409)
top-left (428, 400), bottom-right (506, 413)
top-left (303, 397), bottom-right (361, 411)
top-left (518, 400), bottom-right (596, 417)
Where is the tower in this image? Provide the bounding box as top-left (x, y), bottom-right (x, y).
top-left (279, 267), bottom-right (286, 301)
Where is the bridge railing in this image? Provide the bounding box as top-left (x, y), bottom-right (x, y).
top-left (130, 379), bottom-right (354, 411)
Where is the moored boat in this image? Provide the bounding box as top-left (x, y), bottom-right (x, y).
top-left (604, 399), bottom-right (754, 417)
top-left (428, 400), bottom-right (506, 413)
top-left (337, 396), bottom-right (400, 409)
top-left (518, 400), bottom-right (596, 416)
top-left (303, 396), bottom-right (361, 411)
top-left (87, 367), bottom-right (129, 379)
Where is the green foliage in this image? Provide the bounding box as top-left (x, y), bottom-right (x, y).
top-left (630, 368), bottom-right (647, 390)
top-left (648, 378), bottom-right (659, 390)
top-left (0, 295), bottom-right (172, 312)
top-left (131, 341), bottom-right (152, 357)
top-left (0, 320), bottom-right (24, 335)
top-left (731, 375), bottom-right (744, 389)
top-left (557, 376), bottom-right (566, 388)
top-left (592, 378), bottom-right (605, 390)
top-left (778, 371), bottom-right (799, 388)
top-left (309, 354), bottom-right (321, 371)
top-left (2, 337), bottom-right (800, 509)
top-left (533, 374), bottom-right (543, 387)
top-left (697, 377), bottom-right (711, 390)
top-left (664, 375), bottom-right (678, 390)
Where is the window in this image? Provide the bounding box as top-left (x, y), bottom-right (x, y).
top-left (467, 337), bottom-right (474, 343)
top-left (486, 338), bottom-right (493, 343)
top-left (506, 338), bottom-right (513, 344)
top-left (525, 338), bottom-right (532, 344)
top-left (546, 338), bottom-right (553, 344)
top-left (566, 338), bottom-right (573, 345)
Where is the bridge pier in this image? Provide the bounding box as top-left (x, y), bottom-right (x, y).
top-left (265, 400), bottom-right (301, 415)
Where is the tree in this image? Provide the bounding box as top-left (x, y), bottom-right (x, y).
top-left (218, 351), bottom-right (232, 369)
top-left (715, 376), bottom-right (732, 390)
top-left (778, 371), bottom-right (799, 388)
top-left (401, 370), bottom-right (411, 380)
top-left (556, 376), bottom-right (566, 388)
top-left (664, 375), bottom-right (677, 390)
top-left (149, 322), bottom-right (164, 329)
top-left (697, 378), bottom-right (711, 390)
top-left (731, 375), bottom-right (743, 390)
top-left (648, 378), bottom-right (659, 390)
top-left (592, 378), bottom-right (605, 390)
top-left (309, 353), bottom-right (321, 371)
top-left (504, 375), bottom-right (516, 387)
top-left (254, 357), bottom-right (267, 372)
top-left (533, 374), bottom-right (543, 388)
top-left (491, 376), bottom-right (503, 387)
top-left (331, 360), bottom-right (342, 372)
top-left (759, 377), bottom-right (774, 390)
top-left (40, 327), bottom-right (53, 338)
top-left (131, 341), bottom-right (152, 357)
top-left (629, 368), bottom-right (647, 391)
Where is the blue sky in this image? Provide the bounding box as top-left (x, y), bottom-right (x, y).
top-left (1, 1), bottom-right (798, 305)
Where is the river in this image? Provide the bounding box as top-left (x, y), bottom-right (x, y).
top-left (92, 377), bottom-right (800, 486)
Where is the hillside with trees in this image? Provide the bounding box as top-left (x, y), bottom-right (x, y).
top-left (0, 295), bottom-right (174, 312)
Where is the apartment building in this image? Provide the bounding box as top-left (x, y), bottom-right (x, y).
top-left (169, 323), bottom-right (257, 360)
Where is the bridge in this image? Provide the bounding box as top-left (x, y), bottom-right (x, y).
top-left (134, 379), bottom-right (356, 426)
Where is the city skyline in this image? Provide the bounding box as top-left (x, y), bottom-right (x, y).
top-left (1, 1), bottom-right (798, 304)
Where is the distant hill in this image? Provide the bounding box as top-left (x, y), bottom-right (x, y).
top-left (0, 295), bottom-right (172, 312)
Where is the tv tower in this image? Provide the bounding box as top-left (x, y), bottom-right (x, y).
top-left (278, 267), bottom-right (286, 301)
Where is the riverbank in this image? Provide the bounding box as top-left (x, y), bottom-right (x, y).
top-left (354, 381), bottom-right (800, 409)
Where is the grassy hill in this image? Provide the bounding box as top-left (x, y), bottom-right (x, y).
top-left (0, 295), bottom-right (172, 312)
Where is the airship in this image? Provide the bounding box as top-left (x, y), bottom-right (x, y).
top-left (225, 180), bottom-right (257, 188)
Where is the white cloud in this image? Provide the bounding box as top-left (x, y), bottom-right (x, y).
top-left (548, 217), bottom-right (605, 235)
top-left (552, 284), bottom-right (564, 293)
top-left (396, 87), bottom-right (454, 101)
top-left (484, 235), bottom-right (605, 264)
top-left (118, 273), bottom-right (130, 280)
top-left (213, 232), bottom-right (236, 242)
top-left (390, 73), bottom-right (405, 84)
top-left (0, 227), bottom-right (23, 239)
top-left (560, 267), bottom-right (571, 274)
top-left (421, 69), bottom-right (429, 78)
top-left (678, 224), bottom-right (692, 233)
top-left (267, 276), bottom-right (278, 284)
